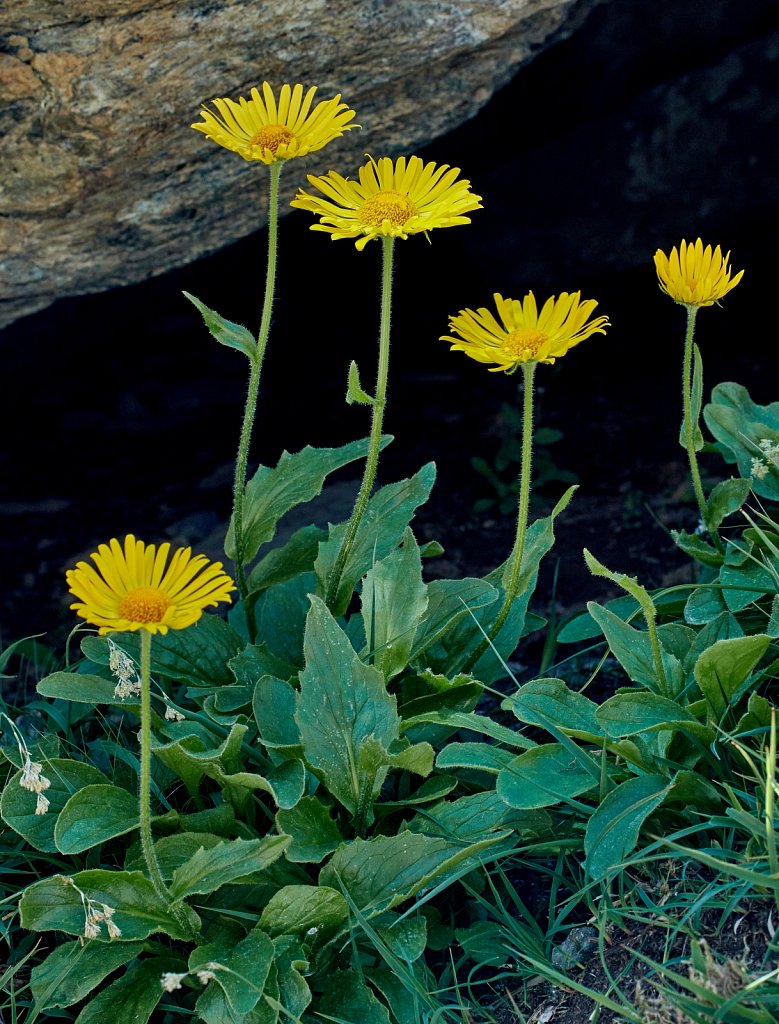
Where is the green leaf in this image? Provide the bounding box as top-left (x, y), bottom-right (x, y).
top-left (152, 721), bottom-right (247, 796)
top-left (376, 915), bottom-right (427, 962)
top-left (124, 832), bottom-right (223, 879)
top-left (362, 528), bottom-right (428, 681)
top-left (255, 573), bottom-right (314, 669)
top-left (503, 677), bottom-right (601, 738)
top-left (20, 870), bottom-right (193, 941)
top-left (55, 784), bottom-right (139, 854)
top-left (273, 936), bottom-right (312, 1020)
top-left (296, 596), bottom-right (401, 815)
top-left (436, 742), bottom-right (516, 774)
top-left (498, 744), bottom-right (598, 809)
top-left (596, 693), bottom-right (713, 743)
top-left (693, 634), bottom-right (771, 718)
top-left (679, 342), bottom-right (704, 451)
top-left (409, 790), bottom-right (550, 843)
top-left (82, 614), bottom-right (244, 687)
top-left (170, 835), bottom-right (291, 899)
top-left (275, 795), bottom-right (343, 863)
top-left (315, 464), bottom-right (436, 616)
top-left (400, 708), bottom-right (534, 749)
top-left (253, 676), bottom-right (302, 755)
top-left (30, 940), bottom-right (145, 1010)
top-left (347, 359), bottom-right (375, 404)
top-left (584, 775), bottom-right (671, 880)
top-left (704, 381), bottom-right (779, 499)
top-left (705, 477), bottom-right (751, 531)
top-left (720, 550), bottom-right (776, 612)
top-left (247, 524), bottom-right (327, 595)
top-left (587, 601), bottom-right (683, 694)
top-left (227, 437), bottom-right (389, 563)
top-left (671, 530), bottom-right (724, 568)
top-left (685, 586), bottom-right (728, 625)
top-left (74, 957), bottom-right (167, 1024)
top-left (184, 291), bottom-right (258, 361)
top-left (319, 830), bottom-right (506, 916)
top-left (409, 578), bottom-right (498, 665)
top-left (191, 928), bottom-right (275, 1017)
top-left (1, 757), bottom-right (108, 852)
top-left (318, 970), bottom-right (391, 1024)
top-left (259, 884), bottom-right (349, 936)
top-left (37, 671), bottom-right (124, 705)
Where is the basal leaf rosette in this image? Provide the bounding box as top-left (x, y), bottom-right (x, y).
top-left (291, 154), bottom-right (483, 250)
top-left (192, 81), bottom-right (357, 164)
top-left (654, 238), bottom-right (744, 307)
top-left (442, 291), bottom-right (610, 373)
top-left (66, 535), bottom-right (235, 635)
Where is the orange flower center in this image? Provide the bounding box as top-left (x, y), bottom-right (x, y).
top-left (360, 191), bottom-right (416, 228)
top-left (249, 124), bottom-right (294, 153)
top-left (503, 327), bottom-right (549, 362)
top-left (118, 587), bottom-right (171, 624)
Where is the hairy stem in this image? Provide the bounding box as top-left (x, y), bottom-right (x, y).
top-left (232, 162), bottom-right (283, 638)
top-left (326, 236), bottom-right (395, 609)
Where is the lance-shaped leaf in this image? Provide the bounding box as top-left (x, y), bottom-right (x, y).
top-left (361, 528), bottom-right (428, 681)
top-left (503, 676), bottom-right (601, 739)
top-left (170, 835), bottom-right (291, 899)
top-left (347, 359), bottom-right (375, 404)
top-left (259, 884), bottom-right (349, 936)
top-left (184, 291), bottom-right (258, 362)
top-left (20, 870), bottom-right (194, 941)
top-left (498, 744), bottom-right (598, 809)
top-left (318, 970), bottom-right (391, 1024)
top-left (226, 437), bottom-right (390, 563)
top-left (584, 775), bottom-right (671, 880)
top-left (30, 940), bottom-right (145, 1010)
top-left (73, 957), bottom-right (170, 1024)
top-left (319, 830), bottom-right (507, 916)
top-left (247, 524), bottom-right (327, 595)
top-left (315, 463), bottom-right (436, 616)
top-left (1, 757), bottom-right (108, 853)
top-left (296, 597), bottom-right (410, 815)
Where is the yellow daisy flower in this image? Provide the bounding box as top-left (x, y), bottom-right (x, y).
top-left (654, 238), bottom-right (744, 307)
top-left (442, 291), bottom-right (610, 373)
top-left (192, 81), bottom-right (357, 164)
top-left (290, 155), bottom-right (482, 250)
top-left (66, 535), bottom-right (236, 635)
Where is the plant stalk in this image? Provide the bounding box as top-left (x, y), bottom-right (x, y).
top-left (466, 360), bottom-right (537, 670)
top-left (139, 629), bottom-right (171, 904)
top-left (232, 162), bottom-right (283, 638)
top-left (326, 235), bottom-right (395, 609)
top-left (681, 304), bottom-right (719, 550)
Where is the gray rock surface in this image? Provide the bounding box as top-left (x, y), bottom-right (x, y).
top-left (0, 0), bottom-right (597, 327)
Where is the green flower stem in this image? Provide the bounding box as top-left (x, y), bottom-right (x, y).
top-left (139, 630), bottom-right (172, 905)
top-left (326, 235), bottom-right (395, 609)
top-left (681, 304), bottom-right (719, 549)
top-left (232, 162), bottom-right (283, 638)
top-left (466, 361), bottom-right (537, 671)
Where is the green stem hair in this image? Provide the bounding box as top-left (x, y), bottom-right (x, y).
top-left (139, 630), bottom-right (172, 903)
top-left (233, 161), bottom-right (283, 638)
top-left (681, 304), bottom-right (718, 546)
top-left (326, 236), bottom-right (395, 609)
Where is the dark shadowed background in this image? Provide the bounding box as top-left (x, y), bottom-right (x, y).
top-left (2, 0), bottom-right (778, 656)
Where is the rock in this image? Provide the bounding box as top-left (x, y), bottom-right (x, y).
top-left (0, 0), bottom-right (598, 327)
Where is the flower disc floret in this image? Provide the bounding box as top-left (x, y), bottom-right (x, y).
top-left (291, 155), bottom-right (482, 250)
top-left (442, 291), bottom-right (609, 372)
top-left (192, 82), bottom-right (357, 164)
top-left (654, 238), bottom-right (744, 307)
top-left (66, 535), bottom-right (236, 635)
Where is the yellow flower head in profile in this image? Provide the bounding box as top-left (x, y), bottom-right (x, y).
top-left (442, 291), bottom-right (610, 373)
top-left (192, 82), bottom-right (357, 164)
top-left (290, 154), bottom-right (482, 250)
top-left (66, 535), bottom-right (236, 635)
top-left (654, 238), bottom-right (744, 307)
